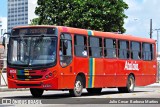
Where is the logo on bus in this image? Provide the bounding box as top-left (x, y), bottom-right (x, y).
top-left (124, 61), bottom-right (139, 71)
top-left (10, 70), bottom-right (16, 73)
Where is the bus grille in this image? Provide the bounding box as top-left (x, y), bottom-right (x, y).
top-left (17, 75), bottom-right (43, 80)
top-left (17, 84), bottom-right (41, 86)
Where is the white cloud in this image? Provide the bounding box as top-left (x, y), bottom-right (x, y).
top-left (124, 0), bottom-right (160, 40)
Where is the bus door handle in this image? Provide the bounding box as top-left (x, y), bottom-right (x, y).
top-left (70, 66), bottom-right (72, 73)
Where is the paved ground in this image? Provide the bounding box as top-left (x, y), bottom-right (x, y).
top-left (0, 86), bottom-right (160, 106)
top-left (0, 82), bottom-right (159, 107)
top-left (0, 82), bottom-right (160, 92)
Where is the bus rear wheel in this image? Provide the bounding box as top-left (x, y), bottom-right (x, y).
top-left (69, 76), bottom-right (84, 97)
top-left (118, 75), bottom-right (135, 93)
top-left (87, 88), bottom-right (102, 94)
top-left (30, 88), bottom-right (44, 97)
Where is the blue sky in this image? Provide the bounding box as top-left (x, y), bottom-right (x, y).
top-left (0, 0), bottom-right (7, 17)
top-left (0, 0), bottom-right (160, 40)
top-left (124, 0), bottom-right (160, 39)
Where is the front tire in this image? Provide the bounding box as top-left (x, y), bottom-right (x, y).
top-left (69, 76), bottom-right (84, 97)
top-left (30, 88), bottom-right (44, 97)
top-left (118, 75), bottom-right (135, 93)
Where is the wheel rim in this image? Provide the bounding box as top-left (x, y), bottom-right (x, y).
top-left (129, 77), bottom-right (134, 90)
top-left (75, 80), bottom-right (82, 94)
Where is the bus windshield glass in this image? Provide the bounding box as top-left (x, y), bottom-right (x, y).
top-left (8, 36), bottom-right (57, 67)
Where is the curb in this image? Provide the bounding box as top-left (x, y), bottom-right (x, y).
top-left (0, 87), bottom-right (29, 92)
top-left (145, 82), bottom-right (160, 88)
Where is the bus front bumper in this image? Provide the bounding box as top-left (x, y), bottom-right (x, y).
top-left (7, 78), bottom-right (58, 90)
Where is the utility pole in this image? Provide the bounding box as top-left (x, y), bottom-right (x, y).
top-left (155, 29), bottom-right (160, 56)
top-left (155, 29), bottom-right (160, 82)
top-left (150, 19), bottom-right (152, 38)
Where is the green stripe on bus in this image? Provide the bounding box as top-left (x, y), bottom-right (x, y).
top-left (88, 30), bottom-right (93, 88)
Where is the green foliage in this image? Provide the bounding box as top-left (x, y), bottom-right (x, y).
top-left (30, 18), bottom-right (39, 25)
top-left (32, 0), bottom-right (128, 33)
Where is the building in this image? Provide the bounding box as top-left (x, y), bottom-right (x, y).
top-left (0, 17), bottom-right (7, 86)
top-left (7, 0), bottom-right (37, 32)
top-left (0, 0), bottom-right (38, 86)
top-left (0, 17), bottom-right (7, 43)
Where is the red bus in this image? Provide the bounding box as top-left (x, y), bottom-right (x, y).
top-left (6, 26), bottom-right (157, 97)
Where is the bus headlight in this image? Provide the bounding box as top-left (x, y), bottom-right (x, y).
top-left (49, 73), bottom-right (52, 76)
top-left (45, 75), bottom-right (49, 79)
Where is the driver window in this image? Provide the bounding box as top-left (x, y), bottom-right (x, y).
top-left (60, 33), bottom-right (72, 67)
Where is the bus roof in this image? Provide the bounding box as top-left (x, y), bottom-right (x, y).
top-left (13, 25), bottom-right (156, 44)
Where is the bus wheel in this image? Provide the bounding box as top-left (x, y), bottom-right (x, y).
top-left (118, 75), bottom-right (135, 93)
top-left (126, 75), bottom-right (135, 92)
top-left (69, 76), bottom-right (83, 97)
top-left (30, 88), bottom-right (44, 97)
top-left (87, 88), bottom-right (102, 94)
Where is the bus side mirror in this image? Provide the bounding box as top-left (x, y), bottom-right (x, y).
top-left (2, 36), bottom-right (5, 47)
top-left (2, 32), bottom-right (11, 47)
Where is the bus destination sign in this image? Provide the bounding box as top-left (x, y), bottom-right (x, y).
top-left (19, 28), bottom-right (48, 34)
top-left (12, 27), bottom-right (57, 35)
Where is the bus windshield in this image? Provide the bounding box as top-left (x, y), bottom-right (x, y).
top-left (8, 36), bottom-right (57, 67)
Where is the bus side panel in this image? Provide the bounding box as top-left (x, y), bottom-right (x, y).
top-left (146, 61), bottom-right (157, 85)
top-left (103, 59), bottom-right (117, 87)
top-left (93, 58), bottom-right (104, 88)
top-left (87, 58), bottom-right (117, 88)
top-left (136, 61), bottom-right (147, 86)
top-left (136, 61), bottom-right (157, 86)
top-left (131, 60), bottom-right (143, 86)
top-left (59, 74), bottom-right (75, 89)
top-left (116, 60), bottom-right (128, 87)
top-left (74, 57), bottom-right (89, 88)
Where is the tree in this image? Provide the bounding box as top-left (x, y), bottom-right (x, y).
top-left (32, 0), bottom-right (128, 33)
top-left (30, 18), bottom-right (39, 25)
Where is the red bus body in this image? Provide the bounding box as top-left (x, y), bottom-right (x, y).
top-left (7, 26), bottom-right (157, 91)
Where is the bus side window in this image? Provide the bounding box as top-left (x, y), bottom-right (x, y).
top-left (131, 41), bottom-right (141, 60)
top-left (118, 40), bottom-right (129, 59)
top-left (104, 38), bottom-right (117, 58)
top-left (89, 37), bottom-right (102, 58)
top-left (60, 33), bottom-right (72, 67)
top-left (142, 43), bottom-right (153, 61)
top-left (74, 35), bottom-right (87, 57)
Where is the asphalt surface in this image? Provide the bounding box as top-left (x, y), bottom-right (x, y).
top-left (0, 82), bottom-right (159, 107)
top-left (0, 82), bottom-right (159, 92)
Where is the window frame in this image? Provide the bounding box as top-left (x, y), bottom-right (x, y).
top-left (118, 39), bottom-right (130, 59)
top-left (74, 34), bottom-right (88, 57)
top-left (130, 41), bottom-right (142, 60)
top-left (142, 42), bottom-right (154, 61)
top-left (88, 36), bottom-right (103, 58)
top-left (104, 38), bottom-right (117, 59)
